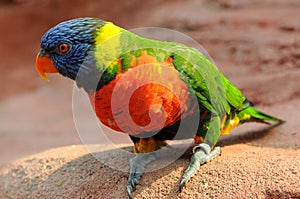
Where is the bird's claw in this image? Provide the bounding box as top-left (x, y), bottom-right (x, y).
top-left (179, 178), bottom-right (186, 192)
top-left (127, 183), bottom-right (135, 199)
top-left (127, 153), bottom-right (156, 198)
top-left (127, 172), bottom-right (141, 199)
top-left (179, 143), bottom-right (221, 191)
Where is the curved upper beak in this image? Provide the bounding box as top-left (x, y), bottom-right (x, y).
top-left (36, 49), bottom-right (58, 81)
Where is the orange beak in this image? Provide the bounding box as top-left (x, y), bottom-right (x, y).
top-left (36, 49), bottom-right (58, 81)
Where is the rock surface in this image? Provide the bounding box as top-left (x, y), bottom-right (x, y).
top-left (0, 144), bottom-right (299, 198)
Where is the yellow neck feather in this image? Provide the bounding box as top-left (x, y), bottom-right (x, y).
top-left (94, 22), bottom-right (122, 69)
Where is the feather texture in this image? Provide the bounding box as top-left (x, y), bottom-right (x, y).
top-left (38, 17), bottom-right (282, 142)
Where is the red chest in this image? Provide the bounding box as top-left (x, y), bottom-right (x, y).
top-left (88, 57), bottom-right (196, 135)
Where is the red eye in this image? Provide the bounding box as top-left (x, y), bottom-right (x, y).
top-left (58, 43), bottom-right (69, 53)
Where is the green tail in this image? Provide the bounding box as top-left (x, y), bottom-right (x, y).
top-left (238, 106), bottom-right (284, 125)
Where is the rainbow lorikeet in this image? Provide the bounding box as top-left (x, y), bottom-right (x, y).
top-left (36, 18), bottom-right (282, 198)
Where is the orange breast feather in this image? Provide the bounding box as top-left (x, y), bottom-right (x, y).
top-left (88, 51), bottom-right (196, 135)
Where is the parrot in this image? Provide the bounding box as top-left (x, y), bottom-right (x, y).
top-left (36, 18), bottom-right (283, 198)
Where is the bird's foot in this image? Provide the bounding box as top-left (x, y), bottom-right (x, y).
top-left (179, 143), bottom-right (221, 191)
top-left (127, 153), bottom-right (156, 199)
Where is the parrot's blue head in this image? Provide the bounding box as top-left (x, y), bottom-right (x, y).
top-left (36, 17), bottom-right (105, 89)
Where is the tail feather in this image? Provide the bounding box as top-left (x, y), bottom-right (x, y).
top-left (238, 106), bottom-right (284, 125)
top-left (220, 102), bottom-right (284, 136)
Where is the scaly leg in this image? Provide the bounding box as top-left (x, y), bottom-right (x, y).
top-left (127, 153), bottom-right (156, 198)
top-left (127, 137), bottom-right (166, 198)
top-left (179, 143), bottom-right (221, 191)
top-left (180, 115), bottom-right (222, 191)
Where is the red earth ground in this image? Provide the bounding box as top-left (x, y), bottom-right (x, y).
top-left (0, 0), bottom-right (299, 198)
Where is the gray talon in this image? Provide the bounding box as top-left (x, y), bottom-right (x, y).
top-left (127, 153), bottom-right (156, 198)
top-left (179, 144), bottom-right (221, 191)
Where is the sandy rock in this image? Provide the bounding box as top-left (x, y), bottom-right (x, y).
top-left (0, 144), bottom-right (299, 198)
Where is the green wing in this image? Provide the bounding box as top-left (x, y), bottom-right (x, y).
top-left (118, 31), bottom-right (246, 116)
top-left (169, 44), bottom-right (246, 115)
